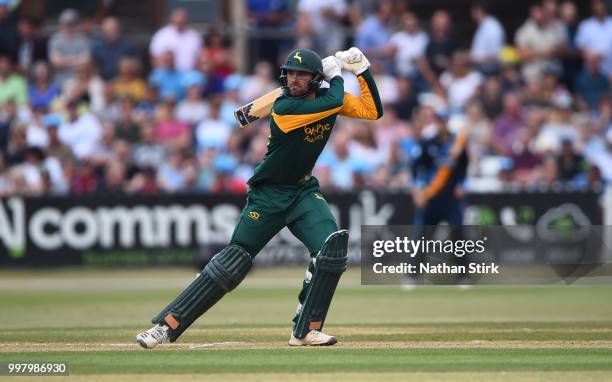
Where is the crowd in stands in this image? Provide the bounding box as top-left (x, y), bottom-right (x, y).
top-left (0, 0), bottom-right (611, 196)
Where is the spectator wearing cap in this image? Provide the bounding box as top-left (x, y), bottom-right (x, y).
top-left (42, 113), bottom-right (74, 164)
top-left (515, 4), bottom-right (566, 83)
top-left (575, 0), bottom-right (612, 76)
top-left (470, 1), bottom-right (505, 69)
top-left (16, 17), bottom-right (48, 72)
top-left (0, 54), bottom-right (26, 105)
top-left (28, 61), bottom-right (60, 110)
top-left (576, 54), bottom-right (611, 111)
top-left (389, 12), bottom-right (429, 80)
top-left (148, 50), bottom-right (186, 101)
top-left (149, 8), bottom-right (202, 71)
top-left (92, 17), bottom-right (136, 81)
top-left (113, 57), bottom-right (147, 102)
top-left (58, 99), bottom-right (103, 159)
top-left (176, 71), bottom-right (209, 126)
top-left (48, 9), bottom-right (91, 84)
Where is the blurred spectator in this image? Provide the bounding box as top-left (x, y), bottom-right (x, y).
top-left (0, 0), bottom-right (18, 59)
top-left (242, 61), bottom-right (277, 104)
top-left (534, 91), bottom-right (581, 153)
top-left (92, 17), bottom-right (136, 81)
top-left (70, 159), bottom-right (98, 194)
top-left (176, 75), bottom-right (209, 126)
top-left (48, 9), bottom-right (91, 83)
top-left (113, 57), bottom-right (147, 102)
top-left (28, 61), bottom-right (61, 110)
top-left (0, 152), bottom-right (15, 196)
top-left (154, 101), bottom-right (190, 149)
top-left (509, 128), bottom-right (544, 185)
top-left (576, 54), bottom-right (610, 111)
top-left (419, 10), bottom-right (457, 92)
top-left (479, 75), bottom-right (504, 119)
top-left (195, 96), bottom-right (232, 153)
top-left (58, 100), bottom-right (103, 159)
top-left (440, 51), bottom-right (483, 113)
top-left (157, 149), bottom-right (188, 192)
top-left (148, 51), bottom-right (186, 101)
top-left (393, 76), bottom-right (418, 121)
top-left (132, 123), bottom-right (166, 170)
top-left (559, 1), bottom-right (582, 91)
top-left (63, 62), bottom-right (105, 111)
top-left (296, 0), bottom-right (347, 57)
top-left (42, 113), bottom-right (74, 164)
top-left (200, 29), bottom-right (233, 79)
top-left (470, 1), bottom-right (505, 68)
top-left (319, 130), bottom-right (365, 190)
top-left (16, 17), bottom-right (48, 72)
top-left (212, 154), bottom-right (246, 194)
top-left (114, 96), bottom-right (142, 143)
top-left (220, 74), bottom-right (243, 126)
top-left (0, 54), bottom-right (26, 105)
top-left (371, 60), bottom-right (399, 105)
top-left (149, 8), bottom-right (202, 70)
top-left (389, 12), bottom-right (428, 80)
top-left (246, 0), bottom-right (290, 64)
top-left (493, 92), bottom-right (526, 155)
top-left (515, 5), bottom-right (566, 82)
top-left (575, 0), bottom-right (612, 76)
top-left (6, 124), bottom-right (27, 165)
top-left (99, 159), bottom-right (127, 194)
top-left (354, 0), bottom-right (394, 72)
top-left (556, 138), bottom-right (585, 183)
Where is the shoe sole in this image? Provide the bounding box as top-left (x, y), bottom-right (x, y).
top-left (288, 337), bottom-right (337, 346)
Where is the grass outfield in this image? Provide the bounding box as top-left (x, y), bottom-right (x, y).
top-left (0, 267), bottom-right (611, 381)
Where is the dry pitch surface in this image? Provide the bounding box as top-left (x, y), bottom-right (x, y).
top-left (0, 267), bottom-right (611, 381)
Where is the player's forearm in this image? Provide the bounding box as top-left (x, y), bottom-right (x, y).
top-left (357, 70), bottom-right (383, 119)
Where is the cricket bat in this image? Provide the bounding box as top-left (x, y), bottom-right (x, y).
top-left (234, 87), bottom-right (283, 128)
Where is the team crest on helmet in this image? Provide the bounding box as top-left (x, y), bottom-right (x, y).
top-left (293, 51), bottom-right (303, 63)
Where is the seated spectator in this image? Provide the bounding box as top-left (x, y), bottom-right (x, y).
top-left (149, 8), bottom-right (202, 70)
top-left (132, 122), bottom-right (166, 170)
top-left (28, 61), bottom-right (60, 110)
top-left (479, 75), bottom-right (504, 119)
top-left (92, 17), bottom-right (136, 81)
top-left (576, 54), bottom-right (611, 111)
top-left (58, 99), bottom-right (103, 159)
top-left (509, 128), bottom-right (544, 186)
top-left (296, 0), bottom-right (348, 57)
top-left (48, 9), bottom-right (91, 84)
top-left (16, 17), bottom-right (48, 72)
top-left (0, 54), bottom-right (26, 105)
top-left (200, 28), bottom-right (234, 79)
top-left (575, 0), bottom-right (612, 77)
top-left (515, 5), bottom-right (566, 82)
top-left (211, 154), bottom-right (246, 195)
top-left (114, 96), bottom-right (141, 143)
top-left (70, 159), bottom-right (98, 195)
top-left (98, 159), bottom-right (127, 194)
top-left (157, 149), bottom-right (188, 192)
top-left (154, 101), bottom-right (190, 149)
top-left (390, 12), bottom-right (429, 80)
top-left (113, 57), bottom-right (148, 102)
top-left (195, 96), bottom-right (232, 152)
top-left (534, 91), bottom-right (581, 153)
top-left (241, 61), bottom-right (277, 104)
top-left (176, 73), bottom-right (209, 126)
top-left (440, 51), bottom-right (483, 113)
top-left (556, 139), bottom-right (586, 183)
top-left (470, 1), bottom-right (505, 68)
top-left (0, 0), bottom-right (18, 59)
top-left (148, 50), bottom-right (186, 101)
top-left (62, 61), bottom-right (105, 112)
top-left (493, 92), bottom-right (527, 155)
top-left (42, 113), bottom-right (75, 165)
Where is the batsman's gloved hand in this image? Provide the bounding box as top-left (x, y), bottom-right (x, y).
top-left (335, 47), bottom-right (370, 76)
top-left (321, 56), bottom-right (343, 82)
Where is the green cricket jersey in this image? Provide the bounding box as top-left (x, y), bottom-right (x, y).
top-left (247, 69), bottom-right (383, 187)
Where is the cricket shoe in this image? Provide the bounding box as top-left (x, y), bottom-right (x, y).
top-left (288, 330), bottom-right (337, 346)
top-left (136, 324), bottom-right (169, 349)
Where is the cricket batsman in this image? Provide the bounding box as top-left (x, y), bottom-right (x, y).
top-left (136, 47), bottom-right (383, 348)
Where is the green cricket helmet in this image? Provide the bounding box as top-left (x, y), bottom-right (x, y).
top-left (279, 48), bottom-right (324, 97)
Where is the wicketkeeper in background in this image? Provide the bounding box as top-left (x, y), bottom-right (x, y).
top-left (137, 47), bottom-right (383, 348)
